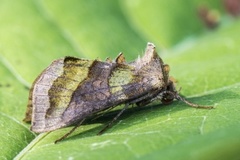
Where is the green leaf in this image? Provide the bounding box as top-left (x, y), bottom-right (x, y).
top-left (121, 0), bottom-right (224, 47)
top-left (139, 124), bottom-right (240, 160)
top-left (0, 1), bottom-right (239, 160)
top-left (165, 20), bottom-right (240, 96)
top-left (0, 62), bottom-right (35, 160)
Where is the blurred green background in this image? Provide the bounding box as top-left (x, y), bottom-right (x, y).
top-left (0, 0), bottom-right (240, 160)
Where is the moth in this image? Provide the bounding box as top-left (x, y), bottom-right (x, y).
top-left (24, 43), bottom-right (213, 143)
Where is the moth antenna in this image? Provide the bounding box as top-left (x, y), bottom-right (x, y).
top-left (174, 93), bottom-right (214, 109)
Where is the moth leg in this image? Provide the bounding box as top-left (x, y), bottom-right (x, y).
top-left (90, 106), bottom-right (116, 121)
top-left (97, 104), bottom-right (129, 135)
top-left (134, 92), bottom-right (164, 107)
top-left (55, 118), bottom-right (86, 144)
top-left (136, 99), bottom-right (152, 107)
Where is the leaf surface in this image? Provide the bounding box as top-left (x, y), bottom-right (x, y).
top-left (0, 1), bottom-right (239, 160)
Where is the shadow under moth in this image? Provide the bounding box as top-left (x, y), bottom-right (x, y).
top-left (23, 43), bottom-right (213, 143)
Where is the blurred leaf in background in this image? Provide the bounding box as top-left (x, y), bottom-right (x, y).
top-left (0, 0), bottom-right (239, 160)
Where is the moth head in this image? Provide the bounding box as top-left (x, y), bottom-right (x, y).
top-left (161, 77), bottom-right (176, 105)
top-left (161, 63), bottom-right (176, 105)
top-left (160, 77), bottom-right (214, 109)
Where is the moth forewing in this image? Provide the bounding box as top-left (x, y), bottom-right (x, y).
top-left (31, 58), bottom-right (68, 132)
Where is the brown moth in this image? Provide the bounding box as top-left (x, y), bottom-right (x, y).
top-left (24, 43), bottom-right (213, 143)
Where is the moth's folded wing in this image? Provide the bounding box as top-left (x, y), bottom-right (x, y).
top-left (30, 57), bottom-right (93, 132)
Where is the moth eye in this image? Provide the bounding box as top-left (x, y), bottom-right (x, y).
top-left (161, 93), bottom-right (174, 105)
top-left (163, 64), bottom-right (170, 74)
